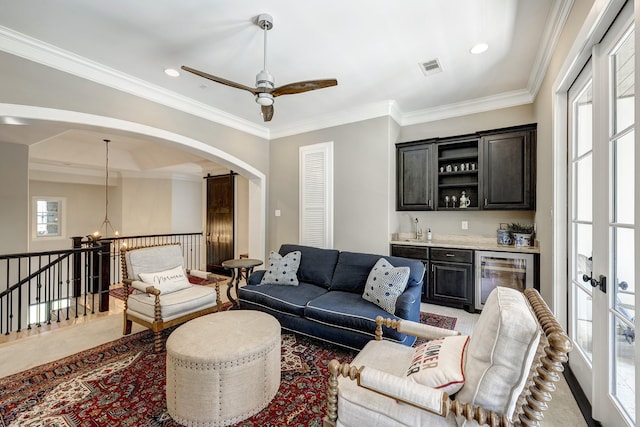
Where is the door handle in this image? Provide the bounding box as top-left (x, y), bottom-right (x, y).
top-left (582, 273), bottom-right (607, 293)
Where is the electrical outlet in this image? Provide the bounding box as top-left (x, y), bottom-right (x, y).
top-left (461, 221), bottom-right (468, 230)
top-left (275, 209), bottom-right (281, 217)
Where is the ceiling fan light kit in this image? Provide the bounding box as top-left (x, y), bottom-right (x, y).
top-left (256, 93), bottom-right (274, 106)
top-left (181, 12), bottom-right (337, 122)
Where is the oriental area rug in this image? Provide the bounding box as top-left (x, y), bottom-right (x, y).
top-left (0, 312), bottom-right (456, 427)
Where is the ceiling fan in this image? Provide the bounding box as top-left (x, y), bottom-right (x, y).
top-left (182, 13), bottom-right (337, 122)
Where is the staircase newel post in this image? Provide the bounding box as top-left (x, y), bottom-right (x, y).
top-left (71, 236), bottom-right (83, 298)
top-left (98, 239), bottom-right (112, 312)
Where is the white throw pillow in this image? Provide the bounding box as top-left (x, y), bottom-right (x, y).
top-left (260, 250), bottom-right (301, 286)
top-left (362, 258), bottom-right (410, 314)
top-left (406, 335), bottom-right (469, 394)
top-left (138, 265), bottom-right (191, 294)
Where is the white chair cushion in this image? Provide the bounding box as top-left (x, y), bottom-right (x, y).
top-left (337, 340), bottom-right (456, 427)
top-left (456, 287), bottom-right (541, 421)
top-left (125, 245), bottom-right (184, 280)
top-left (406, 335), bottom-right (469, 394)
top-left (127, 285), bottom-right (218, 322)
top-left (138, 265), bottom-right (191, 294)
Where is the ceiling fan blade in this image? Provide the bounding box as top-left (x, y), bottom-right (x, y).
top-left (181, 66), bottom-right (258, 95)
top-left (272, 79), bottom-right (337, 97)
top-left (262, 105), bottom-right (274, 122)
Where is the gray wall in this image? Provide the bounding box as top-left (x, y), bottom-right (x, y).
top-left (0, 52), bottom-right (270, 176)
top-left (268, 106), bottom-right (539, 256)
top-left (0, 142), bottom-right (29, 255)
top-left (172, 178), bottom-right (203, 234)
top-left (270, 117), bottom-right (391, 255)
top-left (29, 180), bottom-right (109, 252)
top-left (1, 52), bottom-right (269, 257)
top-left (532, 0), bottom-right (595, 309)
top-left (396, 104), bottom-right (536, 237)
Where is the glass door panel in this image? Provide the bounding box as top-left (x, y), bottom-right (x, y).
top-left (568, 4), bottom-right (636, 425)
top-left (568, 66), bottom-right (595, 398)
top-left (575, 285), bottom-right (594, 361)
top-left (606, 21), bottom-right (635, 424)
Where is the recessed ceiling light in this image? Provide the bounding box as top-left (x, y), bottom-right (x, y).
top-left (0, 117), bottom-right (29, 125)
top-left (470, 43), bottom-right (489, 54)
top-left (164, 68), bottom-right (180, 77)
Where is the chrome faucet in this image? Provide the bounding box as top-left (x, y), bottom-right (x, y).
top-left (414, 218), bottom-right (422, 240)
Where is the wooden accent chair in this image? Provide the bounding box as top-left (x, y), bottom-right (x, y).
top-left (120, 244), bottom-right (222, 352)
top-left (324, 287), bottom-right (572, 427)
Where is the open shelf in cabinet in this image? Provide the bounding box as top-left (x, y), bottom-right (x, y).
top-left (437, 139), bottom-right (479, 209)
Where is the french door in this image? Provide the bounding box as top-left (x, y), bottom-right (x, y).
top-left (568, 3), bottom-right (637, 425)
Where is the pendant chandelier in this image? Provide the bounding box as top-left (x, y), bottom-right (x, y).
top-left (92, 139), bottom-right (119, 240)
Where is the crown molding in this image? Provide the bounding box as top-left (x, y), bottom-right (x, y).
top-left (0, 5), bottom-right (564, 141)
top-left (400, 89), bottom-right (534, 126)
top-left (29, 162), bottom-right (119, 185)
top-left (270, 100), bottom-right (403, 139)
top-left (0, 26), bottom-right (269, 140)
top-left (30, 160), bottom-right (202, 184)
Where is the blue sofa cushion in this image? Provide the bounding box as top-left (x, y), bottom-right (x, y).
top-left (238, 281), bottom-right (328, 317)
top-left (279, 244), bottom-right (340, 289)
top-left (330, 251), bottom-right (425, 293)
top-left (304, 291), bottom-right (408, 342)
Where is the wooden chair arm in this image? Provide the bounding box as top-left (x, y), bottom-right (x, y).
top-left (323, 359), bottom-right (511, 427)
top-left (130, 280), bottom-right (161, 295)
top-left (374, 316), bottom-right (461, 341)
top-left (186, 269), bottom-right (212, 280)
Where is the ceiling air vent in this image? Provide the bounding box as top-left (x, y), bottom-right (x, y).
top-left (419, 58), bottom-right (442, 76)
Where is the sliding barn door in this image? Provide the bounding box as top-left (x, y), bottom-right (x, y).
top-left (206, 174), bottom-right (234, 275)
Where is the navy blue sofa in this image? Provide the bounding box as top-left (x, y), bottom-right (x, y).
top-left (238, 244), bottom-right (425, 350)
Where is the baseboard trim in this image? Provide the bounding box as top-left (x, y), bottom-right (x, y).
top-left (563, 363), bottom-right (602, 427)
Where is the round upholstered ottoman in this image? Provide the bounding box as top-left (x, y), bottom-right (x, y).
top-left (166, 311), bottom-right (281, 426)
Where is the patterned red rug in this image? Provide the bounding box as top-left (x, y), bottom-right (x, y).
top-left (0, 312), bottom-right (456, 426)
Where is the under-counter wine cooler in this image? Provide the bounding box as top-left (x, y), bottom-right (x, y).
top-left (474, 251), bottom-right (535, 311)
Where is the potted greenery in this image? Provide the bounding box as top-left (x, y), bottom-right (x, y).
top-left (509, 222), bottom-right (535, 247)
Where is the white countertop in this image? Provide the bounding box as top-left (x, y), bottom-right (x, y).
top-left (390, 233), bottom-right (540, 254)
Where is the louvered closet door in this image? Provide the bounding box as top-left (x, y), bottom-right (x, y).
top-left (299, 142), bottom-right (333, 248)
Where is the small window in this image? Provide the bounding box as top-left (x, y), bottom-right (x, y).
top-left (32, 197), bottom-right (65, 239)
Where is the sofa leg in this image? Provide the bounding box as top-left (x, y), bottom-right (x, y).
top-left (154, 331), bottom-right (163, 353)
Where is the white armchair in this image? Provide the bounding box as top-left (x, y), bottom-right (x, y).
top-left (120, 244), bottom-right (222, 352)
top-left (324, 287), bottom-right (572, 427)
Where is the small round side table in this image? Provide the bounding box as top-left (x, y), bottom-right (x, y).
top-left (222, 258), bottom-right (263, 307)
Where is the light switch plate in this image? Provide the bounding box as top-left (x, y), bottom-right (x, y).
top-left (275, 209), bottom-right (281, 217)
top-left (461, 221), bottom-right (468, 230)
